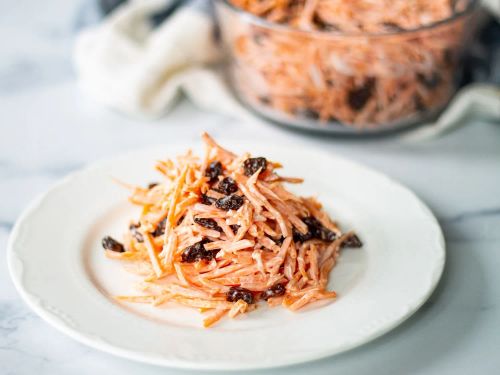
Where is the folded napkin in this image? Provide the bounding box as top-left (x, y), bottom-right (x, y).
top-left (74, 0), bottom-right (500, 139)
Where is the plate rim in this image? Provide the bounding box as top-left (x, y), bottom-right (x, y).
top-left (7, 143), bottom-right (446, 370)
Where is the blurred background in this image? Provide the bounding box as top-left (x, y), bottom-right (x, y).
top-left (1, 1), bottom-right (499, 374)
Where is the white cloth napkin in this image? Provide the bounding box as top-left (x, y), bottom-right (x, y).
top-left (74, 0), bottom-right (500, 139)
top-left (74, 0), bottom-right (249, 120)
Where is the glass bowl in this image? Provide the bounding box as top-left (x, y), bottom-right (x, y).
top-left (215, 0), bottom-right (478, 134)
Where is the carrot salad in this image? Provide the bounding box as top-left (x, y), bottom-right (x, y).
top-left (218, 0), bottom-right (474, 129)
top-left (102, 133), bottom-right (362, 327)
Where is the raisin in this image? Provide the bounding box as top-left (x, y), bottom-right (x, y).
top-left (342, 234), bottom-right (363, 248)
top-left (200, 193), bottom-right (216, 205)
top-left (347, 78), bottom-right (376, 111)
top-left (102, 236), bottom-right (125, 253)
top-left (181, 239), bottom-right (217, 263)
top-left (292, 228), bottom-right (311, 243)
top-left (261, 283), bottom-right (286, 301)
top-left (226, 286), bottom-right (254, 304)
top-left (215, 194), bottom-right (244, 211)
top-left (205, 161), bottom-right (222, 183)
top-left (129, 223), bottom-right (144, 243)
top-left (152, 218), bottom-right (166, 237)
top-left (202, 237), bottom-right (213, 245)
top-left (147, 182), bottom-right (158, 189)
top-left (216, 177), bottom-right (238, 195)
top-left (417, 72), bottom-right (441, 89)
top-left (194, 217), bottom-right (222, 232)
top-left (293, 217), bottom-right (336, 243)
top-left (202, 250), bottom-right (219, 261)
top-left (243, 157), bottom-right (267, 176)
top-left (230, 224), bottom-right (240, 233)
top-left (181, 242), bottom-right (204, 263)
top-left (304, 217), bottom-right (336, 241)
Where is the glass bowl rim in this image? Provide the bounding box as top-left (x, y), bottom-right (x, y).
top-left (215, 0), bottom-right (478, 38)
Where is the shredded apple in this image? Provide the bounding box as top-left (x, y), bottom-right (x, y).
top-left (103, 133), bottom-right (362, 327)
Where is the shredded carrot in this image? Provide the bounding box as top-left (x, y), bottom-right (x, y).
top-left (221, 0), bottom-right (473, 128)
top-left (105, 133), bottom-right (362, 327)
top-left (142, 232), bottom-right (163, 278)
top-left (203, 307), bottom-right (229, 328)
top-left (228, 299), bottom-right (249, 318)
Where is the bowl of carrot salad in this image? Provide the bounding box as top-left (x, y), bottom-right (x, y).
top-left (215, 0), bottom-right (478, 133)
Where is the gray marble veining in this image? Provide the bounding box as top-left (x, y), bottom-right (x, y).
top-left (1, 1), bottom-right (500, 374)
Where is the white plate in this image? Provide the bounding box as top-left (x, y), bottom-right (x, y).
top-left (7, 142), bottom-right (445, 370)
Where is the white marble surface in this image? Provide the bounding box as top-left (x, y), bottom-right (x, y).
top-left (1, 1), bottom-right (500, 374)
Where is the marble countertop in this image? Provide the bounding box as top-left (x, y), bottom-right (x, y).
top-left (1, 1), bottom-right (499, 374)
